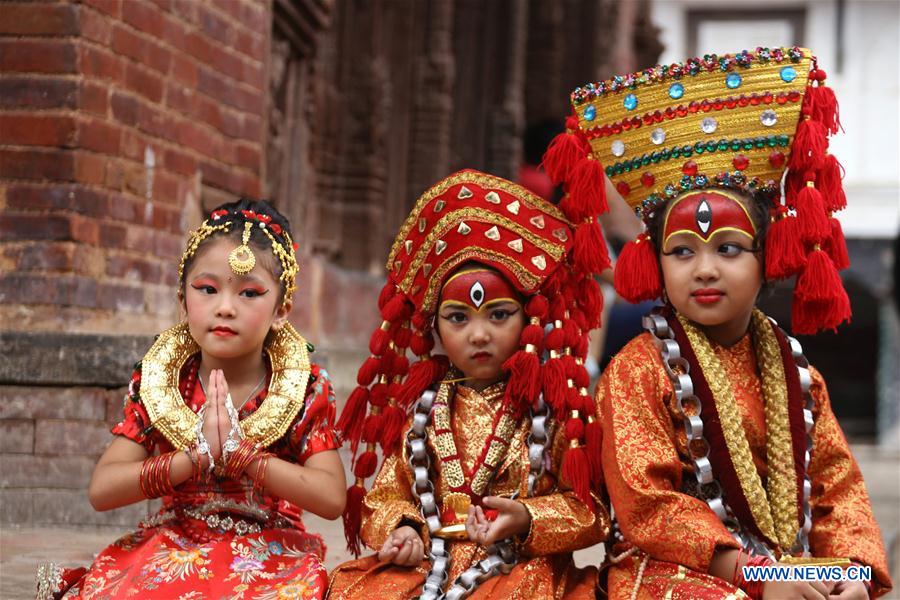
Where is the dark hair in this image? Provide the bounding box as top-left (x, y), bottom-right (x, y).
top-left (180, 198), bottom-right (294, 300)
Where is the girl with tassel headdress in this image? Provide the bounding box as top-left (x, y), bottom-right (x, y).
top-left (329, 170), bottom-right (611, 598)
top-left (551, 47), bottom-right (892, 598)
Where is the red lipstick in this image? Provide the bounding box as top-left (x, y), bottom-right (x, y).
top-left (691, 288), bottom-right (724, 304)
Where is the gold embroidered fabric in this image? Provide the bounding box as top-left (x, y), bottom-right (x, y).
top-left (677, 311), bottom-right (797, 549)
top-left (339, 384), bottom-right (608, 598)
top-left (140, 322), bottom-right (311, 449)
top-left (595, 331), bottom-right (893, 597)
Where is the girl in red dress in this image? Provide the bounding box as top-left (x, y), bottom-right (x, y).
top-left (38, 199), bottom-right (346, 599)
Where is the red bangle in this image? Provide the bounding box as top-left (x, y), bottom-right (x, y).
top-left (734, 554), bottom-right (772, 600)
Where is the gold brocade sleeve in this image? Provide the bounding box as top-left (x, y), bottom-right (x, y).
top-left (596, 334), bottom-right (739, 573)
top-left (360, 440), bottom-right (428, 552)
top-left (518, 416), bottom-right (609, 557)
top-left (806, 367), bottom-right (893, 596)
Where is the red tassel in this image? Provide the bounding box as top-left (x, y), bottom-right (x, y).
top-left (395, 356), bottom-right (447, 409)
top-left (377, 282), bottom-right (396, 310)
top-left (542, 131), bottom-right (589, 185)
top-left (585, 420), bottom-right (603, 484)
top-left (571, 364), bottom-right (590, 390)
top-left (357, 356), bottom-right (381, 386)
top-left (526, 294), bottom-right (549, 320)
top-left (818, 154), bottom-right (847, 213)
top-left (380, 294), bottom-right (411, 322)
top-left (336, 386), bottom-right (369, 451)
top-left (520, 323), bottom-right (544, 351)
top-left (795, 183), bottom-right (832, 244)
top-left (368, 382), bottom-right (389, 408)
top-left (574, 334), bottom-right (589, 360)
top-left (503, 349), bottom-right (542, 405)
top-left (379, 404), bottom-right (406, 455)
top-left (353, 449), bottom-right (378, 479)
top-left (613, 233), bottom-right (661, 303)
top-left (369, 326), bottom-right (392, 356)
top-left (765, 210), bottom-right (807, 280)
top-left (565, 417), bottom-right (584, 441)
top-left (544, 325), bottom-right (566, 352)
top-left (541, 358), bottom-right (568, 412)
top-left (807, 84), bottom-right (841, 135)
top-left (577, 276), bottom-right (603, 328)
top-left (823, 218), bottom-right (850, 270)
top-left (343, 483), bottom-right (367, 555)
top-left (573, 220), bottom-right (611, 274)
top-left (562, 318), bottom-right (581, 348)
top-left (789, 118), bottom-right (828, 172)
top-left (568, 157), bottom-right (608, 218)
top-left (795, 248), bottom-right (843, 302)
top-left (561, 445), bottom-right (593, 507)
top-left (393, 325), bottom-right (412, 349)
top-left (409, 331), bottom-right (435, 356)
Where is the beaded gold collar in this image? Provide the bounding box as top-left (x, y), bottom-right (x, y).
top-left (140, 322), bottom-right (311, 449)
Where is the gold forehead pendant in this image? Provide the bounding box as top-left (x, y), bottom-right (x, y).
top-left (228, 221), bottom-right (256, 275)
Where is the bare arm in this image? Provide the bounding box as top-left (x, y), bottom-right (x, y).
top-left (244, 449), bottom-right (346, 519)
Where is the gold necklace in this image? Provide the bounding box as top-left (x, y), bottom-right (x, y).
top-left (140, 322), bottom-right (312, 449)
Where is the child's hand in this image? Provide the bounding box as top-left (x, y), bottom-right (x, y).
top-left (762, 579), bottom-right (834, 599)
top-left (201, 381), bottom-right (221, 462)
top-left (209, 370), bottom-right (233, 444)
top-left (377, 526), bottom-right (424, 566)
top-left (828, 580), bottom-right (868, 599)
top-left (465, 496), bottom-right (531, 546)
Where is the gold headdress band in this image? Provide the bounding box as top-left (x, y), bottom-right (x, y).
top-left (178, 212), bottom-right (300, 307)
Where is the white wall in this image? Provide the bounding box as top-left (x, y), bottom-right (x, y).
top-left (649, 0), bottom-right (900, 238)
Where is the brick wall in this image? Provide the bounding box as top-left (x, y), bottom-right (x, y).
top-left (1, 0), bottom-right (270, 336)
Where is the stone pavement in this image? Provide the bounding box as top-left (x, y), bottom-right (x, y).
top-left (3, 445), bottom-right (898, 599)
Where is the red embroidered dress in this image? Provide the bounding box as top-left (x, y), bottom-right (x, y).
top-left (40, 359), bottom-right (339, 599)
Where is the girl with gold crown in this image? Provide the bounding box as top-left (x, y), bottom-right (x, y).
top-left (37, 199), bottom-right (346, 599)
top-left (328, 169), bottom-right (611, 598)
top-left (543, 47), bottom-right (893, 599)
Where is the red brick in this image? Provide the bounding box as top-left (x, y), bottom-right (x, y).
top-left (78, 44), bottom-right (124, 81)
top-left (125, 63), bottom-right (164, 103)
top-left (118, 132), bottom-right (144, 162)
top-left (177, 121), bottom-right (220, 157)
top-left (79, 80), bottom-right (110, 115)
top-left (16, 242), bottom-right (76, 272)
top-left (96, 282), bottom-right (146, 311)
top-left (185, 30), bottom-right (214, 63)
top-left (198, 159), bottom-right (231, 190)
top-left (77, 118), bottom-right (122, 155)
top-left (153, 231), bottom-right (182, 258)
top-left (106, 254), bottom-right (162, 283)
top-left (70, 214), bottom-right (100, 244)
top-left (110, 91), bottom-right (139, 126)
top-left (0, 77), bottom-right (78, 109)
top-left (0, 148), bottom-right (75, 181)
top-left (197, 66), bottom-right (236, 107)
top-left (78, 5), bottom-right (112, 44)
top-left (163, 148), bottom-right (198, 176)
top-left (233, 29), bottom-right (262, 60)
top-left (136, 103), bottom-right (174, 138)
top-left (121, 0), bottom-right (165, 39)
top-left (240, 2), bottom-right (268, 32)
top-left (241, 114), bottom-right (263, 141)
top-left (8, 184), bottom-right (77, 213)
top-left (219, 107), bottom-right (243, 139)
top-left (161, 12), bottom-right (188, 49)
top-left (0, 454), bottom-right (95, 488)
top-left (0, 214), bottom-right (72, 242)
top-left (109, 26), bottom-right (172, 75)
top-left (0, 272), bottom-right (62, 303)
top-left (98, 222), bottom-right (128, 248)
top-left (34, 420), bottom-right (110, 455)
top-left (0, 114), bottom-right (77, 147)
top-left (74, 151), bottom-right (107, 184)
top-left (0, 3), bottom-right (78, 36)
top-left (198, 5), bottom-right (232, 45)
top-left (242, 61), bottom-right (265, 89)
top-left (1, 387), bottom-right (112, 421)
top-left (154, 171), bottom-right (180, 205)
top-left (170, 52), bottom-right (197, 87)
top-left (0, 39), bottom-right (78, 74)
top-left (81, 0), bottom-right (122, 19)
top-left (107, 194), bottom-right (138, 221)
top-left (0, 421), bottom-right (35, 454)
top-left (149, 0), bottom-right (173, 12)
top-left (170, 0), bottom-right (198, 24)
top-left (235, 144), bottom-right (260, 171)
